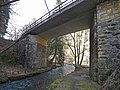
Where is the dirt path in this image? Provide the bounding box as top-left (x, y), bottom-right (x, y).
top-left (47, 67), bottom-right (100, 90)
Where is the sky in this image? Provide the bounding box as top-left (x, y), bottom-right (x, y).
top-left (5, 0), bottom-right (67, 39)
top-left (8, 0), bottom-right (65, 29)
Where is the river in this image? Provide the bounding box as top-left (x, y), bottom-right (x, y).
top-left (0, 64), bottom-right (75, 90)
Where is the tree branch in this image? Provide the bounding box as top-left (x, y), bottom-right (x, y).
top-left (0, 0), bottom-right (20, 7)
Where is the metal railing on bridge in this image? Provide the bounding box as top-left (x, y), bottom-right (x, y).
top-left (0, 0), bottom-right (84, 54)
top-left (21, 0), bottom-right (82, 35)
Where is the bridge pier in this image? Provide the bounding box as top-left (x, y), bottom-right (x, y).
top-left (90, 13), bottom-right (98, 83)
top-left (90, 0), bottom-right (120, 85)
top-left (35, 36), bottom-right (48, 68)
top-left (25, 35), bottom-right (47, 68)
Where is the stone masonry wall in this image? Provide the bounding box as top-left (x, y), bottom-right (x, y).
top-left (24, 35), bottom-right (38, 68)
top-left (4, 35), bottom-right (47, 69)
top-left (37, 43), bottom-right (47, 68)
top-left (96, 0), bottom-right (120, 85)
top-left (90, 13), bottom-right (98, 82)
top-left (102, 65), bottom-right (120, 90)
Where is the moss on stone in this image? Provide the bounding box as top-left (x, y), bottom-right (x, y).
top-left (0, 54), bottom-right (16, 64)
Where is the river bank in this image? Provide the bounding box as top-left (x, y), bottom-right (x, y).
top-left (0, 64), bottom-right (75, 90)
top-left (0, 60), bottom-right (60, 84)
top-left (47, 66), bottom-right (100, 90)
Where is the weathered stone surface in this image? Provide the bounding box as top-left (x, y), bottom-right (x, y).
top-left (102, 66), bottom-right (120, 90)
top-left (25, 35), bottom-right (47, 68)
top-left (37, 43), bottom-right (47, 68)
top-left (117, 53), bottom-right (120, 59)
top-left (4, 35), bottom-right (47, 69)
top-left (89, 13), bottom-right (98, 82)
top-left (90, 0), bottom-right (120, 85)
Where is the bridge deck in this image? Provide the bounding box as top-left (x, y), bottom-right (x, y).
top-left (23, 0), bottom-right (97, 39)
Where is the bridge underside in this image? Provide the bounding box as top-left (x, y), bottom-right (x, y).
top-left (30, 0), bottom-right (97, 39)
top-left (39, 13), bottom-right (93, 38)
top-left (17, 0), bottom-right (120, 88)
top-left (3, 0), bottom-right (120, 88)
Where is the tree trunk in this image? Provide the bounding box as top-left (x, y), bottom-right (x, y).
top-left (49, 46), bottom-right (57, 64)
top-left (70, 33), bottom-right (77, 68)
top-left (77, 41), bottom-right (81, 65)
top-left (78, 32), bottom-right (82, 65)
top-left (49, 38), bottom-right (58, 65)
top-left (80, 44), bottom-right (85, 66)
top-left (74, 54), bottom-right (77, 68)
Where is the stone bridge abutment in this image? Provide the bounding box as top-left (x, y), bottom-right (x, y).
top-left (90, 0), bottom-right (120, 85)
top-left (2, 0), bottom-right (120, 86)
top-left (24, 35), bottom-right (47, 68)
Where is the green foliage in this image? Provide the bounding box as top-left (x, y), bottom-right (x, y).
top-left (47, 38), bottom-right (57, 55)
top-left (78, 82), bottom-right (96, 90)
top-left (47, 36), bottom-right (65, 65)
top-left (47, 77), bottom-right (71, 90)
top-left (47, 0), bottom-right (65, 66)
top-left (0, 53), bottom-right (17, 64)
top-left (56, 0), bottom-right (62, 5)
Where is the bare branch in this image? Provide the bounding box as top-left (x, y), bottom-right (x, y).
top-left (0, 0), bottom-right (20, 8)
top-left (9, 8), bottom-right (20, 16)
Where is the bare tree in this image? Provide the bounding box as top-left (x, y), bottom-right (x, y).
top-left (63, 30), bottom-right (89, 68)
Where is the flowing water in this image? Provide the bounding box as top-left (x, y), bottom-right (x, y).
top-left (0, 64), bottom-right (75, 90)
